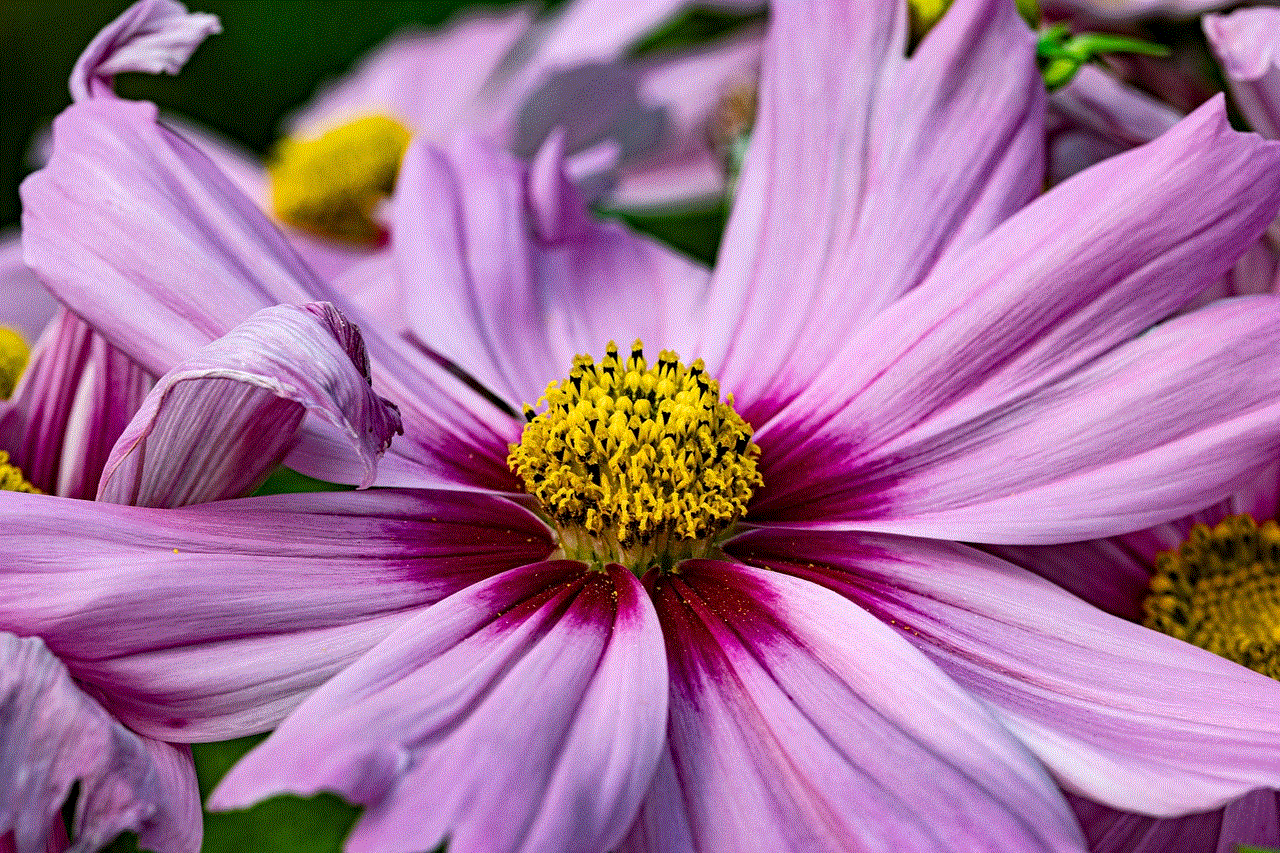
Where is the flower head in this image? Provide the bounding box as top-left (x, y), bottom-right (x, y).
top-left (17, 1), bottom-right (1280, 852)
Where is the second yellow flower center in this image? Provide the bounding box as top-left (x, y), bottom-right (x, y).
top-left (268, 114), bottom-right (412, 245)
top-left (508, 341), bottom-right (761, 573)
top-left (1145, 514), bottom-right (1280, 679)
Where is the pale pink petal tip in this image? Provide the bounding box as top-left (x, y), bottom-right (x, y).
top-left (97, 302), bottom-right (402, 507)
top-left (0, 633), bottom-right (201, 853)
top-left (71, 0), bottom-right (220, 102)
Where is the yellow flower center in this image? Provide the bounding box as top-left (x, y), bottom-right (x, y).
top-left (0, 450), bottom-right (39, 494)
top-left (0, 326), bottom-right (30, 400)
top-left (1145, 514), bottom-right (1280, 679)
top-left (267, 114), bottom-right (412, 245)
top-left (508, 341), bottom-right (762, 573)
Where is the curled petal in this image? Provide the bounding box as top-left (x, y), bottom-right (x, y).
top-left (213, 561), bottom-right (666, 853)
top-left (98, 303), bottom-right (401, 506)
top-left (71, 0), bottom-right (220, 102)
top-left (0, 632), bottom-right (200, 853)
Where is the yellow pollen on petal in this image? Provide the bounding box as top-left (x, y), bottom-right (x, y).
top-left (1144, 514), bottom-right (1280, 680)
top-left (0, 326), bottom-right (29, 400)
top-left (0, 450), bottom-right (39, 494)
top-left (507, 341), bottom-right (762, 574)
top-left (267, 114), bottom-right (412, 245)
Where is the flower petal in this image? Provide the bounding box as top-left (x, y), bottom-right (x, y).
top-left (97, 303), bottom-right (401, 506)
top-left (0, 309), bottom-right (152, 499)
top-left (212, 561), bottom-right (666, 853)
top-left (21, 97), bottom-right (325, 378)
top-left (1204, 8), bottom-right (1280, 140)
top-left (753, 107), bottom-right (1280, 542)
top-left (70, 0), bottom-right (219, 102)
top-left (287, 8), bottom-right (532, 142)
top-left (1068, 789), bottom-right (1280, 853)
top-left (21, 92), bottom-right (514, 492)
top-left (624, 560), bottom-right (1084, 853)
top-left (0, 632), bottom-right (200, 853)
top-left (0, 488), bottom-right (553, 740)
top-left (0, 235), bottom-right (57, 343)
top-left (609, 28), bottom-right (763, 209)
top-left (391, 134), bottom-right (707, 410)
top-left (734, 528), bottom-right (1280, 814)
top-left (1048, 65), bottom-right (1181, 182)
top-left (700, 0), bottom-right (1045, 422)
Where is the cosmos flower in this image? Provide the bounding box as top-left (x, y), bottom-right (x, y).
top-left (17, 1), bottom-right (1280, 852)
top-left (152, 0), bottom-right (763, 280)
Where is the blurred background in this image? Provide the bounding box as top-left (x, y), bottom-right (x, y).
top-left (0, 1), bottom-right (517, 232)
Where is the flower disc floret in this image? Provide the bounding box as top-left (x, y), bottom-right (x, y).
top-left (267, 114), bottom-right (412, 244)
top-left (508, 341), bottom-right (761, 572)
top-left (1145, 514), bottom-right (1280, 679)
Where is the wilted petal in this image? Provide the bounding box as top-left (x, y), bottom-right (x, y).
top-left (0, 633), bottom-right (200, 853)
top-left (625, 560), bottom-right (1084, 853)
top-left (1204, 8), bottom-right (1280, 139)
top-left (701, 0), bottom-right (1045, 422)
top-left (0, 488), bottom-right (553, 740)
top-left (213, 561), bottom-right (666, 853)
top-left (98, 303), bottom-right (401, 506)
top-left (70, 0), bottom-right (219, 102)
top-left (0, 309), bottom-right (152, 499)
top-left (734, 528), bottom-right (1280, 815)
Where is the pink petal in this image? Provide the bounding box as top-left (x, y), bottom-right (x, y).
top-left (0, 632), bottom-right (200, 853)
top-left (753, 106), bottom-right (1280, 542)
top-left (70, 0), bottom-right (219, 102)
top-left (625, 560), bottom-right (1084, 853)
top-left (97, 303), bottom-right (401, 506)
top-left (1069, 789), bottom-right (1280, 853)
top-left (0, 235), bottom-right (57, 343)
top-left (213, 561), bottom-right (666, 853)
top-left (0, 309), bottom-right (152, 499)
top-left (390, 134), bottom-right (707, 411)
top-left (734, 528), bottom-right (1280, 814)
top-left (287, 8), bottom-right (533, 142)
top-left (22, 93), bottom-right (516, 492)
top-left (0, 488), bottom-right (553, 740)
top-left (700, 0), bottom-right (1045, 423)
top-left (1204, 8), bottom-right (1280, 139)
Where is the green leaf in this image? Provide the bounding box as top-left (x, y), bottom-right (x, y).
top-left (252, 466), bottom-right (354, 497)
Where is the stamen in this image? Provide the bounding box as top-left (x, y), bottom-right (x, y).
top-left (0, 326), bottom-right (29, 400)
top-left (0, 450), bottom-right (39, 493)
top-left (508, 341), bottom-right (761, 573)
top-left (1145, 514), bottom-right (1280, 679)
top-left (267, 114), bottom-right (412, 245)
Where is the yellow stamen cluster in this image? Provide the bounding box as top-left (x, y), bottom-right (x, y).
top-left (508, 341), bottom-right (761, 573)
top-left (0, 326), bottom-right (29, 400)
top-left (268, 114), bottom-right (412, 245)
top-left (0, 451), bottom-right (39, 494)
top-left (1145, 514), bottom-right (1280, 679)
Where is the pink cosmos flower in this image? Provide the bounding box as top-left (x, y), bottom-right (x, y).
top-left (17, 1), bottom-right (1280, 851)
